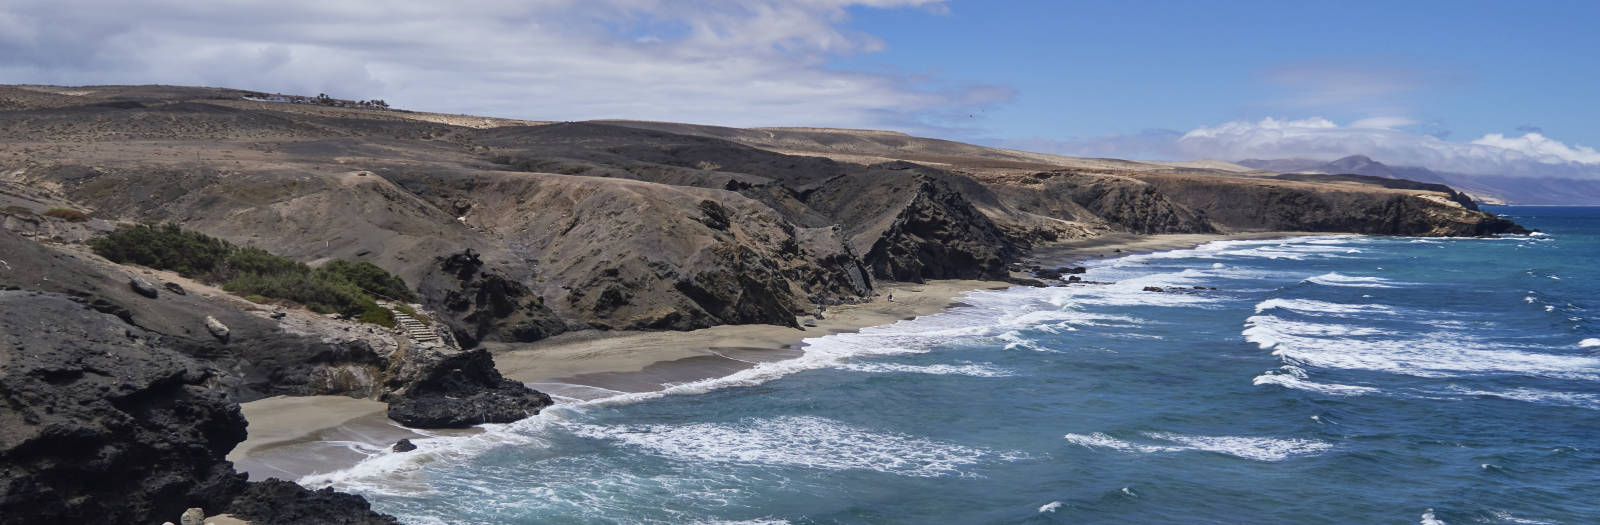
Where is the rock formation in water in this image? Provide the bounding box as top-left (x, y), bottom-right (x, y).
top-left (384, 348), bottom-right (554, 428)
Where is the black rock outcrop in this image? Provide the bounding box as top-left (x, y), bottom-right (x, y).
top-left (385, 349), bottom-right (553, 428)
top-left (0, 290), bottom-right (246, 523)
top-left (0, 291), bottom-right (406, 525)
top-left (225, 478), bottom-right (399, 525)
top-left (420, 249), bottom-right (567, 348)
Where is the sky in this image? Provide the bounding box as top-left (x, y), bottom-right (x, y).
top-left (3, 0), bottom-right (1598, 179)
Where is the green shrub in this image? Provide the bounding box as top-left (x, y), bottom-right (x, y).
top-left (43, 208), bottom-right (90, 222)
top-left (225, 247), bottom-right (308, 280)
top-left (318, 259), bottom-right (417, 302)
top-left (356, 302), bottom-right (396, 327)
top-left (92, 222), bottom-right (417, 327)
top-left (91, 223), bottom-right (234, 278)
top-left (223, 271), bottom-right (369, 317)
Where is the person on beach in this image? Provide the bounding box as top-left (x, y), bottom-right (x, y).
top-left (887, 293), bottom-right (894, 302)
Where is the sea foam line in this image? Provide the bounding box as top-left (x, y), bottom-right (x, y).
top-left (1063, 431), bottom-right (1333, 461)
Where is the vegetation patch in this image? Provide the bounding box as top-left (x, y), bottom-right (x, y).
top-left (92, 223), bottom-right (413, 327)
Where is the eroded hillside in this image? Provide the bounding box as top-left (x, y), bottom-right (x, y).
top-left (0, 85), bottom-right (1527, 348)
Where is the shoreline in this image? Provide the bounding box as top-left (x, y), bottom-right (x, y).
top-left (231, 231), bottom-right (1315, 481)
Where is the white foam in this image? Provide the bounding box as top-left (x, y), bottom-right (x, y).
top-left (1252, 369), bottom-right (1379, 397)
top-left (837, 362), bottom-right (1015, 378)
top-left (1421, 508), bottom-right (1447, 525)
top-left (1244, 316), bottom-right (1600, 381)
top-left (1244, 315), bottom-right (1384, 348)
top-left (1580, 338), bottom-right (1600, 348)
top-left (1489, 510), bottom-right (1557, 524)
top-left (1038, 501), bottom-right (1063, 513)
top-left (568, 416), bottom-right (1018, 478)
top-left (1447, 386), bottom-right (1600, 410)
top-left (1304, 272), bottom-right (1401, 288)
top-left (1254, 298), bottom-right (1394, 316)
top-left (1063, 432), bottom-right (1332, 461)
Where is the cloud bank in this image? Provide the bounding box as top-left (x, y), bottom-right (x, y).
top-left (0, 0), bottom-right (1006, 131)
top-left (997, 118), bottom-right (1600, 181)
top-left (1178, 118), bottom-right (1600, 179)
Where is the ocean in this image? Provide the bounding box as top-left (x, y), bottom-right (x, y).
top-left (310, 206), bottom-right (1599, 524)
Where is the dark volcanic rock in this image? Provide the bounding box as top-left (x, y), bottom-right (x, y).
top-left (128, 275), bottom-right (159, 298)
top-left (0, 291), bottom-right (246, 524)
top-left (226, 478), bottom-right (398, 525)
top-left (164, 281), bottom-right (187, 295)
top-left (420, 249), bottom-right (566, 348)
top-left (385, 349), bottom-right (553, 428)
top-left (392, 439), bottom-right (417, 453)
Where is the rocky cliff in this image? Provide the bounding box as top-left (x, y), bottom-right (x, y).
top-left (0, 290), bottom-right (397, 524)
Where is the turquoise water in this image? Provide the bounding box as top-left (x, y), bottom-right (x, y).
top-left (317, 206), bottom-right (1599, 524)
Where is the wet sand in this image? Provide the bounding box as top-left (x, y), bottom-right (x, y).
top-left (232, 232), bottom-right (1312, 481)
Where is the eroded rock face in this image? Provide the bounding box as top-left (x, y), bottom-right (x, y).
top-left (1132, 173), bottom-right (1530, 236)
top-left (419, 249), bottom-right (567, 349)
top-left (384, 349), bottom-right (553, 428)
top-left (0, 291), bottom-right (246, 524)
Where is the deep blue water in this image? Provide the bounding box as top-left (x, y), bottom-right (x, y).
top-left (316, 206), bottom-right (1600, 524)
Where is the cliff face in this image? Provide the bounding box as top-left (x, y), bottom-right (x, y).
top-left (802, 165), bottom-right (1019, 282)
top-left (0, 290), bottom-right (402, 524)
top-left (0, 291), bottom-right (247, 523)
top-left (1127, 173), bottom-right (1528, 236)
top-left (984, 171), bottom-right (1214, 234)
top-left (0, 228), bottom-right (388, 402)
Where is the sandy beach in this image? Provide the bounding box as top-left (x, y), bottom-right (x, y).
top-left (232, 232), bottom-right (1312, 481)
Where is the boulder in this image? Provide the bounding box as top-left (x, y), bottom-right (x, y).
top-left (164, 282), bottom-right (188, 295)
top-left (1142, 286), bottom-right (1164, 292)
top-left (385, 349), bottom-right (553, 428)
top-left (128, 276), bottom-right (159, 298)
top-left (180, 507), bottom-right (206, 525)
top-left (204, 315), bottom-right (231, 342)
top-left (392, 439), bottom-right (417, 453)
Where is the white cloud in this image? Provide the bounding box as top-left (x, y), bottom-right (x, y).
top-left (0, 0), bottom-right (1001, 132)
top-left (1471, 133), bottom-right (1600, 165)
top-left (1176, 118), bottom-right (1600, 179)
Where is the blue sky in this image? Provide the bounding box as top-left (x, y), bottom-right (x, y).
top-left (833, 1), bottom-right (1598, 159)
top-left (3, 0), bottom-right (1598, 177)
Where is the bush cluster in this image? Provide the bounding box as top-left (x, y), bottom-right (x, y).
top-left (91, 223), bottom-right (416, 327)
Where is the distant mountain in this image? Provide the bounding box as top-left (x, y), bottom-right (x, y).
top-left (1237, 155), bottom-right (1600, 205)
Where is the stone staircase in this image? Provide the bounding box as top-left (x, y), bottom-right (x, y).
top-left (392, 310), bottom-right (439, 345)
top-left (375, 301), bottom-right (448, 349)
